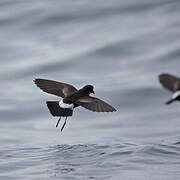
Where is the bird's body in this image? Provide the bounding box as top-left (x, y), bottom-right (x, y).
top-left (159, 73), bottom-right (180, 104)
top-left (34, 78), bottom-right (116, 131)
top-left (59, 99), bottom-right (74, 109)
top-left (172, 91), bottom-right (180, 100)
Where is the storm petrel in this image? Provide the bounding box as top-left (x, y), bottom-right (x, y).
top-left (159, 73), bottom-right (180, 104)
top-left (34, 79), bottom-right (116, 131)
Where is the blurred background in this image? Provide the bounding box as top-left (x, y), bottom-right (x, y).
top-left (0, 0), bottom-right (180, 179)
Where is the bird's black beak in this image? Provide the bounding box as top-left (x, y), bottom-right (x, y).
top-left (92, 90), bottom-right (95, 94)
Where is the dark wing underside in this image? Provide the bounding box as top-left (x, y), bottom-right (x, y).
top-left (76, 96), bottom-right (116, 112)
top-left (159, 73), bottom-right (180, 92)
top-left (34, 78), bottom-right (77, 97)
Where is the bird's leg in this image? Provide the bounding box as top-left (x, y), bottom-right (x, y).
top-left (61, 117), bottom-right (67, 132)
top-left (56, 116), bottom-right (61, 128)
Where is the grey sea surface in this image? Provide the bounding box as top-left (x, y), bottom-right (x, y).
top-left (1, 0), bottom-right (180, 179)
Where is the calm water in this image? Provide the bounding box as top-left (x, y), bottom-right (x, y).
top-left (1, 0), bottom-right (180, 179)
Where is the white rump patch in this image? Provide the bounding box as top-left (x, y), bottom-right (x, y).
top-left (59, 99), bottom-right (74, 109)
top-left (172, 91), bottom-right (180, 99)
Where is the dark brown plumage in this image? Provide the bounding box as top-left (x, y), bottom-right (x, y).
top-left (159, 73), bottom-right (180, 104)
top-left (34, 78), bottom-right (116, 131)
top-left (46, 101), bottom-right (73, 117)
top-left (77, 96), bottom-right (116, 112)
top-left (34, 79), bottom-right (77, 98)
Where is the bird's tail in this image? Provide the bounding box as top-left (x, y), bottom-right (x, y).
top-left (46, 101), bottom-right (73, 117)
top-left (165, 99), bottom-right (175, 105)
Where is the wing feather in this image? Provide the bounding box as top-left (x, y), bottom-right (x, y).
top-left (159, 73), bottom-right (180, 92)
top-left (34, 78), bottom-right (77, 97)
top-left (76, 96), bottom-right (116, 112)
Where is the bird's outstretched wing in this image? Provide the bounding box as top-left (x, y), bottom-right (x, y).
top-left (159, 73), bottom-right (180, 92)
top-left (76, 96), bottom-right (116, 112)
top-left (34, 78), bottom-right (77, 98)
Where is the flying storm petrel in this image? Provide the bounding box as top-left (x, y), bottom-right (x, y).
top-left (159, 73), bottom-right (180, 104)
top-left (34, 79), bottom-right (116, 131)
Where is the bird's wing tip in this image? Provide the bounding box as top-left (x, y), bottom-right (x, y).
top-left (33, 78), bottom-right (38, 82)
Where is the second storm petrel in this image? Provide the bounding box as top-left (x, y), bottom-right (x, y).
top-left (159, 73), bottom-right (180, 104)
top-left (34, 79), bottom-right (116, 131)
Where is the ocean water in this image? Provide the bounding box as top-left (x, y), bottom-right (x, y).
top-left (1, 0), bottom-right (180, 179)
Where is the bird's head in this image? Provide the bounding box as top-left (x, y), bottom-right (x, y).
top-left (82, 85), bottom-right (95, 95)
